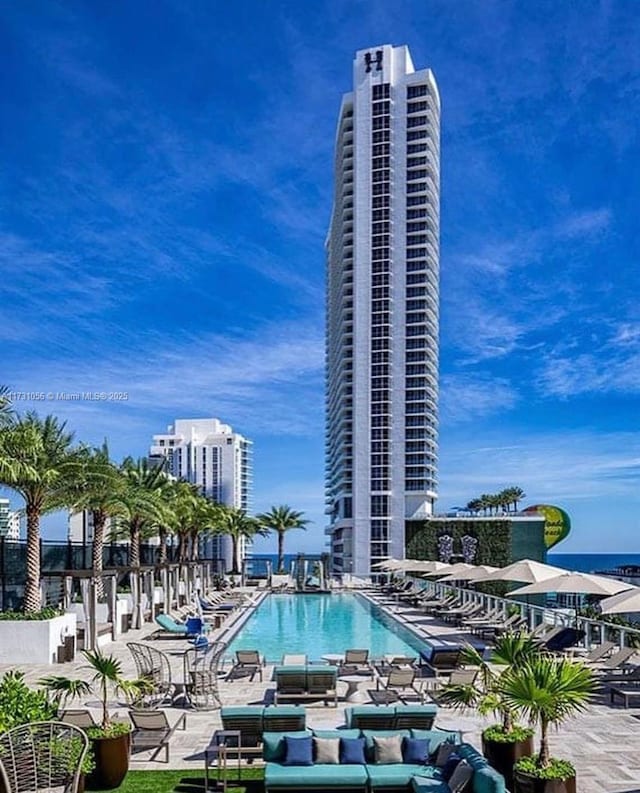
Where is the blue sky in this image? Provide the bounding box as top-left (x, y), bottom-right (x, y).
top-left (2, 1), bottom-right (639, 554)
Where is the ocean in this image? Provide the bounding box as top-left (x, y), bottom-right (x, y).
top-left (248, 552), bottom-right (640, 576)
top-left (547, 553), bottom-right (640, 574)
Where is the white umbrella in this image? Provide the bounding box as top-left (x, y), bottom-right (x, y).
top-left (599, 587), bottom-right (640, 615)
top-left (474, 558), bottom-right (567, 584)
top-left (509, 571), bottom-right (633, 598)
top-left (371, 559), bottom-right (398, 570)
top-left (435, 562), bottom-right (475, 580)
top-left (439, 564), bottom-right (499, 582)
top-left (413, 561), bottom-right (453, 575)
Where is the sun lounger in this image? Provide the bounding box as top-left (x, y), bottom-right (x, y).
top-left (375, 668), bottom-right (424, 704)
top-left (282, 654), bottom-right (308, 665)
top-left (228, 650), bottom-right (265, 682)
top-left (339, 649), bottom-right (374, 679)
top-left (596, 647), bottom-right (639, 680)
top-left (130, 710), bottom-right (187, 763)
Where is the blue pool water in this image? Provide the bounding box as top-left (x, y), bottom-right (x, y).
top-left (227, 593), bottom-right (427, 662)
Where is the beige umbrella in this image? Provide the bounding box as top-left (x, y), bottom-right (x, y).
top-left (439, 564), bottom-right (499, 582)
top-left (435, 562), bottom-right (475, 580)
top-left (371, 559), bottom-right (398, 570)
top-left (509, 571), bottom-right (633, 598)
top-left (599, 587), bottom-right (640, 615)
top-left (412, 561), bottom-right (453, 575)
top-left (474, 558), bottom-right (567, 585)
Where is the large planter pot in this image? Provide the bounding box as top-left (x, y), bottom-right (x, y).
top-left (86, 733), bottom-right (130, 790)
top-left (482, 735), bottom-right (534, 791)
top-left (513, 769), bottom-right (577, 793)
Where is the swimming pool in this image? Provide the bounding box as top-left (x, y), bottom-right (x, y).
top-left (226, 593), bottom-right (427, 662)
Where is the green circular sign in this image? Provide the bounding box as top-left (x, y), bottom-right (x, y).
top-left (523, 504), bottom-right (571, 549)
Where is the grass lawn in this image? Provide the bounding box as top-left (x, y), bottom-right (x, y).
top-left (91, 768), bottom-right (265, 793)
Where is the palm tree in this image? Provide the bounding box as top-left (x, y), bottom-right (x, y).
top-left (479, 493), bottom-right (493, 515)
top-left (0, 386), bottom-right (14, 427)
top-left (69, 442), bottom-right (125, 597)
top-left (499, 655), bottom-right (594, 769)
top-left (440, 632), bottom-right (540, 734)
top-left (256, 505), bottom-right (310, 573)
top-left (0, 413), bottom-right (80, 612)
top-left (189, 498), bottom-right (226, 561)
top-left (509, 486), bottom-right (526, 512)
top-left (118, 457), bottom-right (169, 568)
top-left (166, 480), bottom-right (201, 563)
top-left (220, 507), bottom-right (269, 574)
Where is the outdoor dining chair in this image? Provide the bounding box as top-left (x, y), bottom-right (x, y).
top-left (0, 721), bottom-right (88, 793)
top-left (127, 641), bottom-right (174, 706)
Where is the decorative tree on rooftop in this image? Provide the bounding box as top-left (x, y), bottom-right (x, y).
top-left (221, 508), bottom-right (269, 574)
top-left (256, 505), bottom-right (309, 573)
top-left (0, 413), bottom-right (80, 612)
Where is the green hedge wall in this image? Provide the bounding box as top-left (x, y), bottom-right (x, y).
top-left (405, 519), bottom-right (513, 596)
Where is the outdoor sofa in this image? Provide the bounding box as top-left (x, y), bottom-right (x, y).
top-left (263, 727), bottom-right (506, 793)
top-left (345, 705), bottom-right (438, 731)
top-left (274, 664), bottom-right (338, 706)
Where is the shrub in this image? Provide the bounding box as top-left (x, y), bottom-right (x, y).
top-left (0, 671), bottom-right (56, 732)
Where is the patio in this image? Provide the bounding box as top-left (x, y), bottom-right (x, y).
top-left (1, 593), bottom-right (640, 792)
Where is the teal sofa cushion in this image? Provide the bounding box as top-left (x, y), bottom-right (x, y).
top-left (313, 728), bottom-right (361, 740)
top-left (265, 762), bottom-right (368, 788)
top-left (264, 706), bottom-right (305, 717)
top-left (262, 730), bottom-right (312, 762)
top-left (412, 778), bottom-right (450, 793)
top-left (273, 665), bottom-right (309, 675)
top-left (366, 763), bottom-right (436, 788)
top-left (221, 706), bottom-right (264, 719)
top-left (471, 766), bottom-right (506, 793)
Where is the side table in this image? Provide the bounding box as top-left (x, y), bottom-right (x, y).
top-left (205, 730), bottom-right (242, 792)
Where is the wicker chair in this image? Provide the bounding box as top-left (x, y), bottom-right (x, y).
top-left (0, 721), bottom-right (89, 793)
top-left (127, 642), bottom-right (174, 707)
top-left (183, 641), bottom-right (226, 710)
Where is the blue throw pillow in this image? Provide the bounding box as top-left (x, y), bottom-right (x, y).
top-left (340, 737), bottom-right (366, 765)
top-left (403, 737), bottom-right (430, 764)
top-left (442, 753), bottom-right (462, 781)
top-left (283, 735), bottom-right (313, 766)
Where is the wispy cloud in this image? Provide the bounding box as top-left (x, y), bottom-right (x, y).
top-left (440, 374), bottom-right (518, 423)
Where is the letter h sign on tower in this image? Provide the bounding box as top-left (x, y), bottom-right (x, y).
top-left (365, 51), bottom-right (383, 72)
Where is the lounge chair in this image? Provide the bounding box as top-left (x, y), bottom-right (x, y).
top-left (375, 668), bottom-right (424, 704)
top-left (595, 647), bottom-right (639, 680)
top-left (425, 668), bottom-right (479, 704)
top-left (464, 607), bottom-right (501, 626)
top-left (531, 624), bottom-right (565, 646)
top-left (152, 613), bottom-right (189, 638)
top-left (541, 627), bottom-right (585, 653)
top-left (339, 649), bottom-right (374, 679)
top-left (281, 654), bottom-right (308, 665)
top-left (129, 710), bottom-right (187, 763)
top-left (262, 705), bottom-right (306, 732)
top-left (420, 648), bottom-right (462, 679)
top-left (273, 666), bottom-right (338, 707)
top-left (571, 640), bottom-right (616, 663)
top-left (228, 650), bottom-right (265, 682)
top-left (60, 709), bottom-right (98, 729)
top-left (473, 612), bottom-right (525, 638)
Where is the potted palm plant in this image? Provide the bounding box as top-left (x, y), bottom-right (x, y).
top-left (499, 655), bottom-right (595, 793)
top-left (41, 650), bottom-right (149, 790)
top-left (439, 633), bottom-right (538, 789)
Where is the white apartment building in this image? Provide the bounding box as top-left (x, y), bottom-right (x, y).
top-left (0, 499), bottom-right (20, 540)
top-left (325, 45), bottom-right (440, 578)
top-left (149, 418), bottom-right (253, 571)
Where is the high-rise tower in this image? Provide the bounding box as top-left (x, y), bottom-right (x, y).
top-left (325, 44), bottom-right (440, 577)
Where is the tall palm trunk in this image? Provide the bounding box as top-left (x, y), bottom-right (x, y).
top-left (538, 718), bottom-right (550, 767)
top-left (158, 527), bottom-right (167, 565)
top-left (230, 534), bottom-right (240, 574)
top-left (277, 530), bottom-right (285, 573)
top-left (24, 504), bottom-right (42, 613)
top-left (92, 509), bottom-right (107, 599)
top-left (190, 529), bottom-right (199, 561)
top-left (177, 532), bottom-right (187, 563)
top-left (129, 520), bottom-right (141, 568)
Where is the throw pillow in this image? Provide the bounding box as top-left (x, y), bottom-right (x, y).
top-left (402, 737), bottom-right (430, 764)
top-left (441, 753), bottom-right (462, 782)
top-left (448, 759), bottom-right (473, 792)
top-left (282, 735), bottom-right (313, 766)
top-left (373, 735), bottom-right (403, 764)
top-left (314, 736), bottom-right (340, 764)
top-left (340, 737), bottom-right (367, 765)
top-left (435, 741), bottom-right (459, 767)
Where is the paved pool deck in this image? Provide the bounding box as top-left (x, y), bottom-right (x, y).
top-left (1, 589), bottom-right (639, 792)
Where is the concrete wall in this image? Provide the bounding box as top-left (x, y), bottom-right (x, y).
top-left (0, 613), bottom-right (77, 665)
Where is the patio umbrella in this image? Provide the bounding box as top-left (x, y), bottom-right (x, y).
top-left (508, 571), bottom-right (633, 598)
top-left (434, 562), bottom-right (475, 580)
top-left (474, 558), bottom-right (567, 585)
top-left (371, 559), bottom-right (398, 570)
top-left (599, 586), bottom-right (640, 615)
top-left (439, 564), bottom-right (499, 582)
top-left (412, 561), bottom-right (453, 575)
